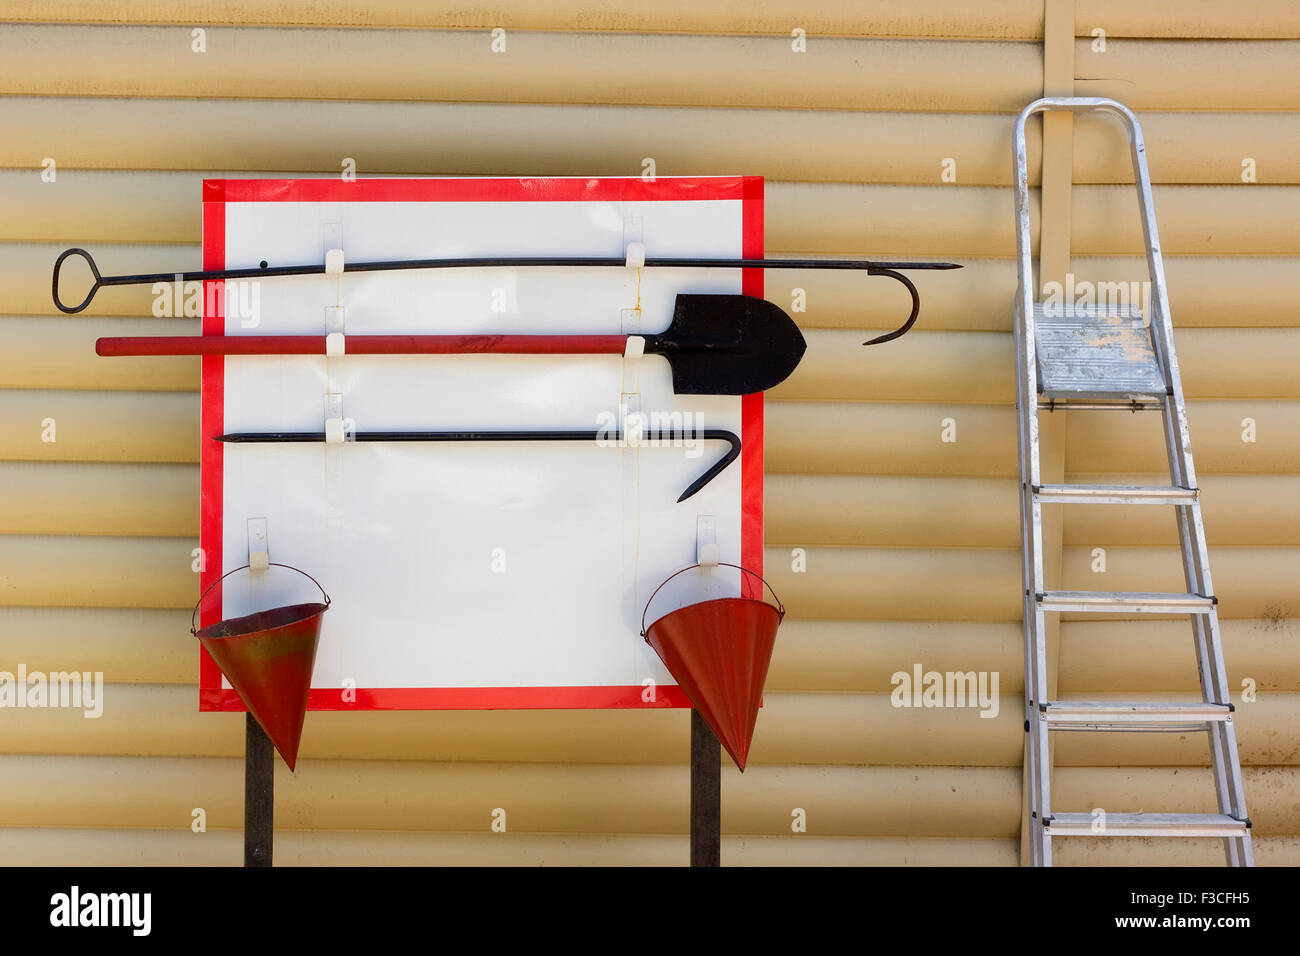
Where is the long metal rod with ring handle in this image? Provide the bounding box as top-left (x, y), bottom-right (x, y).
top-left (54, 246), bottom-right (959, 345)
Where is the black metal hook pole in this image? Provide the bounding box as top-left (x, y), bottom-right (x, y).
top-left (53, 246), bottom-right (959, 346)
top-left (214, 428), bottom-right (741, 503)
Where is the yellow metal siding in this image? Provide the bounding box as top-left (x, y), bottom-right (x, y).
top-left (0, 4), bottom-right (1296, 866)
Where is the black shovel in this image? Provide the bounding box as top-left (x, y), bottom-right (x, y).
top-left (97, 294), bottom-right (808, 396)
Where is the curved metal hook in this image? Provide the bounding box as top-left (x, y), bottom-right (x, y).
top-left (52, 247), bottom-right (103, 314)
top-left (862, 267), bottom-right (921, 346)
top-left (678, 429), bottom-right (742, 503)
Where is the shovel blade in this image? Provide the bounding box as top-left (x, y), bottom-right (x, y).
top-left (658, 295), bottom-right (806, 395)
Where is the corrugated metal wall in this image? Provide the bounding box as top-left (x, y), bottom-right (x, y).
top-left (1, 2), bottom-right (1297, 865)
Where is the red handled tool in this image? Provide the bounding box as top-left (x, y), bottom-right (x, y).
top-left (97, 293), bottom-right (806, 395)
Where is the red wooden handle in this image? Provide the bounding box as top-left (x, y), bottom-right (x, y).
top-left (96, 334), bottom-right (631, 357)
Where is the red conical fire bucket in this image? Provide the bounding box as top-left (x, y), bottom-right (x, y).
top-left (192, 563), bottom-right (329, 772)
top-left (641, 563), bottom-right (785, 772)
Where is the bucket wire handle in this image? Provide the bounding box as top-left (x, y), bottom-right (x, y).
top-left (640, 562), bottom-right (785, 637)
top-left (191, 562), bottom-right (331, 635)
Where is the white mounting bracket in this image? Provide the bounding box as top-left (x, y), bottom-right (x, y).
top-left (697, 515), bottom-right (719, 566)
top-left (247, 517), bottom-right (269, 572)
top-left (623, 216), bottom-right (643, 266)
top-left (621, 392), bottom-right (643, 445)
top-left (325, 392), bottom-right (346, 443)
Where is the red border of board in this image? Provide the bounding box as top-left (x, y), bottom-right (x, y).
top-left (199, 176), bottom-right (763, 711)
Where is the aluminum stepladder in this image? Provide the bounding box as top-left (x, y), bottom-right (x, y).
top-left (1012, 97), bottom-right (1252, 867)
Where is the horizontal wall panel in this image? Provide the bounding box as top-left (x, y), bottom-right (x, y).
top-left (0, 827), bottom-right (1020, 867)
top-left (0, 317), bottom-right (199, 392)
top-left (1071, 112), bottom-right (1300, 185)
top-left (0, 756), bottom-right (1023, 836)
top-left (0, 535), bottom-right (196, 608)
top-left (3, 99), bottom-right (1041, 185)
top-left (766, 474), bottom-right (1019, 548)
top-left (771, 184), bottom-right (1300, 258)
top-left (5, 2), bottom-right (1274, 43)
top-left (1075, 2), bottom-right (1300, 38)
top-left (0, 1), bottom-right (1047, 38)
top-left (1054, 835), bottom-right (1300, 867)
top-left (1068, 401), bottom-right (1300, 475)
top-left (1075, 40), bottom-right (1300, 110)
top-left (1174, 330), bottom-right (1300, 400)
top-left (1059, 619), bottom-right (1300, 693)
top-left (0, 683), bottom-right (1025, 768)
top-left (0, 26), bottom-right (1041, 112)
top-left (19, 176), bottom-right (1298, 258)
top-left (1059, 545), bottom-right (1300, 621)
top-left (1068, 186), bottom-right (1300, 257)
top-left (9, 99), bottom-right (1300, 186)
top-left (0, 462), bottom-right (196, 535)
top-left (0, 606), bottom-right (194, 682)
top-left (0, 390), bottom-right (198, 462)
top-left (8, 30), bottom-right (1298, 114)
top-left (766, 403), bottom-right (1019, 477)
top-left (765, 546), bottom-right (1022, 621)
top-left (771, 621), bottom-right (1023, 693)
top-left (14, 175), bottom-right (1016, 251)
top-left (772, 331), bottom-right (1012, 404)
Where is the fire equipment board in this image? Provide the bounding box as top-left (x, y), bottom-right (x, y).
top-left (198, 177), bottom-right (764, 711)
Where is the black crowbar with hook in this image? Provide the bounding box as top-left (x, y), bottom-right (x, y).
top-left (215, 428), bottom-right (741, 503)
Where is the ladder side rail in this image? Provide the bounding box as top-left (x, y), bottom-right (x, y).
top-left (1015, 304), bottom-right (1049, 866)
top-left (1013, 104), bottom-right (1054, 865)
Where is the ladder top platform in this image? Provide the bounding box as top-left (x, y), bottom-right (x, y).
top-left (1033, 303), bottom-right (1167, 400)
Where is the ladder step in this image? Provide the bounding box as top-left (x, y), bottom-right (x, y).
top-left (1035, 484), bottom-right (1197, 505)
top-left (1038, 590), bottom-right (1215, 614)
top-left (1045, 812), bottom-right (1249, 838)
top-left (1038, 399), bottom-right (1165, 411)
top-left (1043, 700), bottom-right (1231, 731)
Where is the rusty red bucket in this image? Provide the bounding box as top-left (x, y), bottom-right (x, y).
top-left (641, 563), bottom-right (785, 772)
top-left (192, 563), bottom-right (329, 772)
